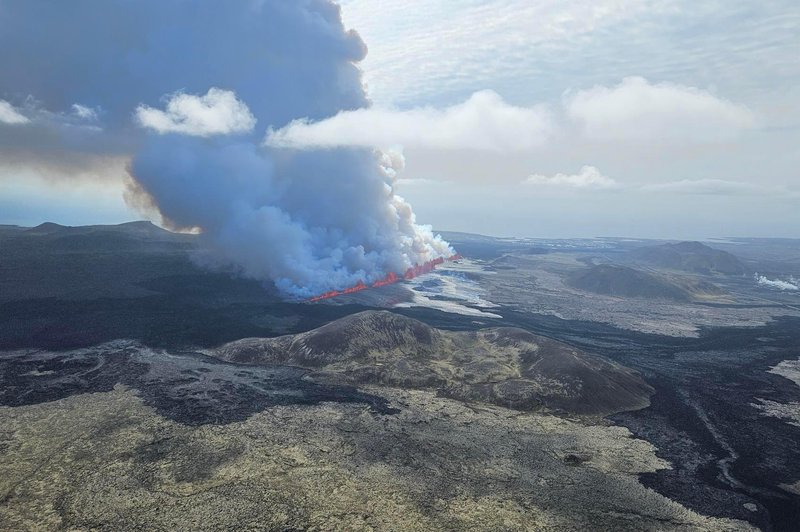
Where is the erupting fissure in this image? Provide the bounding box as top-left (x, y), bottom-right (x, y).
top-left (307, 254), bottom-right (462, 302)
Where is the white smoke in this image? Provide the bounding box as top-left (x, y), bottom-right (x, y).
top-left (754, 274), bottom-right (799, 291)
top-left (0, 0), bottom-right (452, 298)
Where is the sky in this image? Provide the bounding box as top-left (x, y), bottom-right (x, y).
top-left (2, 0), bottom-right (799, 239)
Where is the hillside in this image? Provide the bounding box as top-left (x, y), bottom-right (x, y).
top-left (629, 241), bottom-right (745, 275)
top-left (568, 264), bottom-right (689, 301)
top-left (566, 264), bottom-right (727, 302)
top-left (0, 221), bottom-right (200, 303)
top-left (208, 310), bottom-right (654, 416)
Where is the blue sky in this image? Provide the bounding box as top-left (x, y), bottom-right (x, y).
top-left (1, 0), bottom-right (799, 238)
top-left (330, 0), bottom-right (800, 237)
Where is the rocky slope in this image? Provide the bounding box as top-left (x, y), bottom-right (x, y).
top-left (628, 241), bottom-right (746, 275)
top-left (208, 310), bottom-right (653, 416)
top-left (567, 264), bottom-right (727, 302)
top-left (0, 385), bottom-right (753, 531)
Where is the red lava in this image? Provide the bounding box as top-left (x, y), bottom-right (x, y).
top-left (307, 254), bottom-right (462, 302)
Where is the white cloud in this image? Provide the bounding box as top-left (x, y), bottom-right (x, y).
top-left (0, 100), bottom-right (30, 125)
top-left (266, 90), bottom-right (553, 152)
top-left (395, 177), bottom-right (450, 186)
top-left (71, 104), bottom-right (98, 121)
top-left (640, 178), bottom-right (786, 196)
top-left (340, 1), bottom-right (800, 120)
top-left (338, 0), bottom-right (650, 106)
top-left (566, 77), bottom-right (757, 142)
top-left (267, 78), bottom-right (759, 152)
top-left (519, 172), bottom-right (794, 196)
top-left (522, 165), bottom-right (619, 189)
top-left (135, 88), bottom-right (256, 137)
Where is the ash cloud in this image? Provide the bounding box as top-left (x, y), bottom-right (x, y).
top-left (0, 0), bottom-right (452, 297)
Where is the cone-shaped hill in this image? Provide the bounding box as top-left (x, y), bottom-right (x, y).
top-left (208, 311), bottom-right (653, 416)
top-left (629, 241), bottom-right (745, 275)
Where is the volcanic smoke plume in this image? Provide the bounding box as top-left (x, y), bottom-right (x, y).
top-left (0, 0), bottom-right (452, 298)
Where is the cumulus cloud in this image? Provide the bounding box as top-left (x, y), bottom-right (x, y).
top-left (266, 90), bottom-right (553, 151)
top-left (0, 97), bottom-right (119, 177)
top-left (135, 88), bottom-right (256, 137)
top-left (266, 77), bottom-right (759, 152)
top-left (0, 100), bottom-right (29, 125)
top-left (522, 165), bottom-right (619, 189)
top-left (565, 76), bottom-right (757, 142)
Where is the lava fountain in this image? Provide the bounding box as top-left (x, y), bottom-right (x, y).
top-left (306, 254), bottom-right (462, 302)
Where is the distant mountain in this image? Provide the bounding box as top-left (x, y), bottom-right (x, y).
top-left (0, 221), bottom-right (202, 303)
top-left (567, 264), bottom-right (727, 301)
top-left (437, 230), bottom-right (530, 260)
top-left (208, 310), bottom-right (653, 416)
top-left (629, 241), bottom-right (745, 275)
top-left (23, 221), bottom-right (69, 235)
top-left (4, 221), bottom-right (195, 254)
top-left (22, 220), bottom-right (180, 238)
top-left (568, 264), bottom-right (689, 301)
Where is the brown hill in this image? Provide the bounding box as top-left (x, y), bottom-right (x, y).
top-left (629, 241), bottom-right (745, 275)
top-left (567, 264), bottom-right (727, 301)
top-left (208, 311), bottom-right (653, 416)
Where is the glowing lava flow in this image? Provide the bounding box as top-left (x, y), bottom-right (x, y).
top-left (307, 254), bottom-right (462, 302)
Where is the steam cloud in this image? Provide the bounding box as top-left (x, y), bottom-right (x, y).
top-left (754, 274), bottom-right (799, 291)
top-left (0, 0), bottom-right (452, 298)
